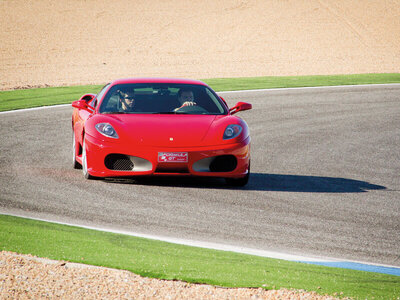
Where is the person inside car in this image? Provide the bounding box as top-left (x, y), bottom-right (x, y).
top-left (118, 89), bottom-right (136, 112)
top-left (174, 88), bottom-right (197, 111)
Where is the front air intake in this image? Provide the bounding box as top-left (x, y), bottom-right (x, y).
top-left (105, 154), bottom-right (134, 170)
top-left (209, 155), bottom-right (237, 172)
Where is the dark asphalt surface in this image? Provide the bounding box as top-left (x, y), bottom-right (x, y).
top-left (1, 85), bottom-right (399, 266)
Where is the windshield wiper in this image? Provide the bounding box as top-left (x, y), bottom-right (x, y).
top-left (152, 111), bottom-right (188, 114)
top-left (102, 111), bottom-right (128, 114)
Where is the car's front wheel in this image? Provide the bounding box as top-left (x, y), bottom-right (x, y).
top-left (82, 137), bottom-right (96, 180)
top-left (225, 162), bottom-right (250, 187)
top-left (72, 131), bottom-right (81, 169)
top-left (225, 173), bottom-right (249, 187)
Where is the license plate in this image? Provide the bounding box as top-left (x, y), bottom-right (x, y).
top-left (158, 152), bottom-right (188, 163)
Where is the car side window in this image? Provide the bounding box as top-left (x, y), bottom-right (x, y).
top-left (90, 83), bottom-right (110, 110)
top-left (91, 99), bottom-right (98, 108)
top-left (96, 83), bottom-right (110, 101)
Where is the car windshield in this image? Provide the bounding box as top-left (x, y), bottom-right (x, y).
top-left (99, 83), bottom-right (227, 115)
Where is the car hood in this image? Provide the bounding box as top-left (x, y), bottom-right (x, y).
top-left (109, 114), bottom-right (219, 147)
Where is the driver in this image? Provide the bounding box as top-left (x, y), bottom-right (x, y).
top-left (174, 89), bottom-right (197, 111)
top-left (118, 89), bottom-right (136, 112)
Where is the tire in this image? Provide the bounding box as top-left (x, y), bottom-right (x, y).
top-left (82, 138), bottom-right (96, 180)
top-left (225, 162), bottom-right (250, 187)
top-left (72, 131), bottom-right (81, 169)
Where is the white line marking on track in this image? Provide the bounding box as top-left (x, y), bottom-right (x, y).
top-left (217, 83), bottom-right (400, 94)
top-left (2, 212), bottom-right (400, 276)
top-left (0, 104), bottom-right (71, 115)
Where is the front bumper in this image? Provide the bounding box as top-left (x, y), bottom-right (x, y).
top-left (83, 133), bottom-right (250, 178)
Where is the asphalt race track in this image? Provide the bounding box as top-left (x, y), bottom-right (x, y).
top-left (1, 85), bottom-right (399, 267)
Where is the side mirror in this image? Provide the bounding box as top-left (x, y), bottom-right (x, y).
top-left (79, 93), bottom-right (96, 102)
top-left (229, 102), bottom-right (252, 115)
top-left (72, 100), bottom-right (94, 113)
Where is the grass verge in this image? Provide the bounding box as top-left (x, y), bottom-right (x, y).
top-left (1, 214), bottom-right (399, 299)
top-left (1, 73), bottom-right (399, 112)
top-left (0, 84), bottom-right (102, 112)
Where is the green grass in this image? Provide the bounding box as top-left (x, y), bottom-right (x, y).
top-left (1, 214), bottom-right (399, 299)
top-left (1, 73), bottom-right (399, 112)
top-left (204, 73), bottom-right (400, 91)
top-left (0, 84), bottom-right (103, 112)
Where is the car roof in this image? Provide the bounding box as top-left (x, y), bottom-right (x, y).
top-left (110, 78), bottom-right (208, 86)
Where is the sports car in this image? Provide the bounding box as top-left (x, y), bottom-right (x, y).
top-left (72, 78), bottom-right (252, 186)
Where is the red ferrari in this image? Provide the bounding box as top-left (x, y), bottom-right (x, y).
top-left (72, 78), bottom-right (252, 186)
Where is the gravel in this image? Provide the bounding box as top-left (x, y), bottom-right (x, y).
top-left (0, 251), bottom-right (341, 299)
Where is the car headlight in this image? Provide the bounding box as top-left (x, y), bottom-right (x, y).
top-left (95, 123), bottom-right (119, 139)
top-left (223, 124), bottom-right (242, 140)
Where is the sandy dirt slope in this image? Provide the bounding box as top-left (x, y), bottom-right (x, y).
top-left (1, 0), bottom-right (399, 90)
top-left (1, 251), bottom-right (341, 299)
